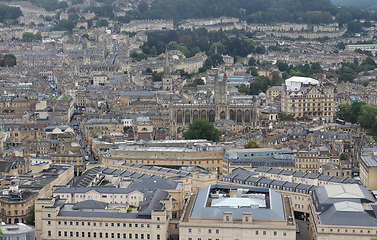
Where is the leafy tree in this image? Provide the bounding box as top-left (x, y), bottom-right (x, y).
top-left (336, 42), bottom-right (346, 50)
top-left (138, 1), bottom-right (149, 13)
top-left (0, 4), bottom-right (22, 23)
top-left (277, 62), bottom-right (289, 72)
top-left (339, 153), bottom-right (347, 161)
top-left (96, 19), bottom-right (109, 27)
top-left (52, 19), bottom-right (75, 31)
top-left (25, 204), bottom-right (35, 226)
top-left (1, 54), bottom-right (16, 67)
top-left (209, 53), bottom-right (224, 67)
top-left (131, 51), bottom-right (146, 61)
top-left (347, 20), bottom-right (363, 34)
top-left (244, 140), bottom-right (260, 148)
top-left (250, 76), bottom-right (271, 95)
top-left (248, 56), bottom-right (256, 66)
top-left (194, 78), bottom-right (205, 85)
top-left (362, 80), bottom-right (370, 87)
top-left (238, 84), bottom-right (250, 95)
top-left (82, 33), bottom-right (89, 39)
top-left (22, 32), bottom-right (34, 42)
top-left (151, 71), bottom-right (163, 82)
top-left (278, 112), bottom-right (295, 121)
top-left (246, 66), bottom-right (258, 76)
top-left (145, 67), bottom-right (153, 74)
top-left (255, 45), bottom-right (266, 54)
top-left (183, 119), bottom-right (219, 142)
top-left (34, 31), bottom-right (42, 40)
top-left (358, 103), bottom-right (377, 128)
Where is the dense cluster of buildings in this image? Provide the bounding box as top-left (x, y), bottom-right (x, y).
top-left (0, 1), bottom-right (377, 239)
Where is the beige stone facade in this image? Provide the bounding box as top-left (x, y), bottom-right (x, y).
top-left (295, 147), bottom-right (339, 174)
top-left (281, 77), bottom-right (335, 122)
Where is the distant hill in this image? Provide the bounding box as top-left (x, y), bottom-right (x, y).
top-left (330, 0), bottom-right (377, 10)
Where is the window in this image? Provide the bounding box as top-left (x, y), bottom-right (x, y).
top-left (88, 232), bottom-right (91, 238)
top-left (256, 231), bottom-right (258, 235)
top-left (112, 233), bottom-right (115, 238)
top-left (94, 232), bottom-right (97, 238)
top-left (82, 232), bottom-right (85, 237)
top-left (157, 235), bottom-right (160, 240)
top-left (100, 233), bottom-right (103, 238)
top-left (263, 231), bottom-right (266, 235)
top-left (216, 229), bottom-right (219, 234)
top-left (147, 234), bottom-right (150, 239)
top-left (47, 214), bottom-right (51, 218)
top-left (47, 221), bottom-right (51, 225)
top-left (105, 233), bottom-right (108, 238)
top-left (117, 233), bottom-right (120, 238)
top-left (129, 234), bottom-right (132, 239)
top-left (111, 223), bottom-right (114, 227)
top-left (189, 229), bottom-right (192, 233)
top-left (208, 229), bottom-right (211, 234)
top-left (198, 229), bottom-right (201, 233)
top-left (58, 231), bottom-right (61, 237)
top-left (274, 231), bottom-right (277, 236)
top-left (76, 232), bottom-right (79, 237)
top-left (48, 231), bottom-right (51, 237)
top-left (157, 217), bottom-right (160, 221)
top-left (283, 232), bottom-right (286, 236)
top-left (157, 225), bottom-right (160, 229)
top-left (135, 234), bottom-right (138, 239)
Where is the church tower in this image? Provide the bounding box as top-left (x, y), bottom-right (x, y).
top-left (162, 48), bottom-right (173, 91)
top-left (214, 72), bottom-right (229, 120)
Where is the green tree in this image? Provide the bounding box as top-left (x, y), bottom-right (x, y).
top-left (246, 66), bottom-right (258, 76)
top-left (248, 56), bottom-right (256, 66)
top-left (256, 45), bottom-right (266, 54)
top-left (183, 119), bottom-right (219, 142)
top-left (96, 18), bottom-right (108, 27)
top-left (25, 204), bottom-right (35, 226)
top-left (339, 153), bottom-right (347, 161)
top-left (151, 71), bottom-right (163, 82)
top-left (1, 54), bottom-right (16, 67)
top-left (244, 140), bottom-right (261, 148)
top-left (137, 1), bottom-right (149, 13)
top-left (358, 103), bottom-right (377, 128)
top-left (209, 53), bottom-right (224, 67)
top-left (347, 21), bottom-right (363, 34)
top-left (145, 67), bottom-right (153, 74)
top-left (22, 32), bottom-right (34, 42)
top-left (362, 80), bottom-right (370, 87)
top-left (238, 84), bottom-right (250, 95)
top-left (194, 78), bottom-right (205, 85)
top-left (34, 31), bottom-right (42, 40)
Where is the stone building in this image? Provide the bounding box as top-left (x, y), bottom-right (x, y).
top-left (169, 72), bottom-right (259, 137)
top-left (179, 184), bottom-right (296, 240)
top-left (281, 77), bottom-right (335, 122)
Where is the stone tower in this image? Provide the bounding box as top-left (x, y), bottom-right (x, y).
top-left (162, 48), bottom-right (172, 91)
top-left (214, 72), bottom-right (229, 120)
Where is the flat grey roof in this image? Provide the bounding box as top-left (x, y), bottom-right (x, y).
top-left (190, 184), bottom-right (285, 221)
